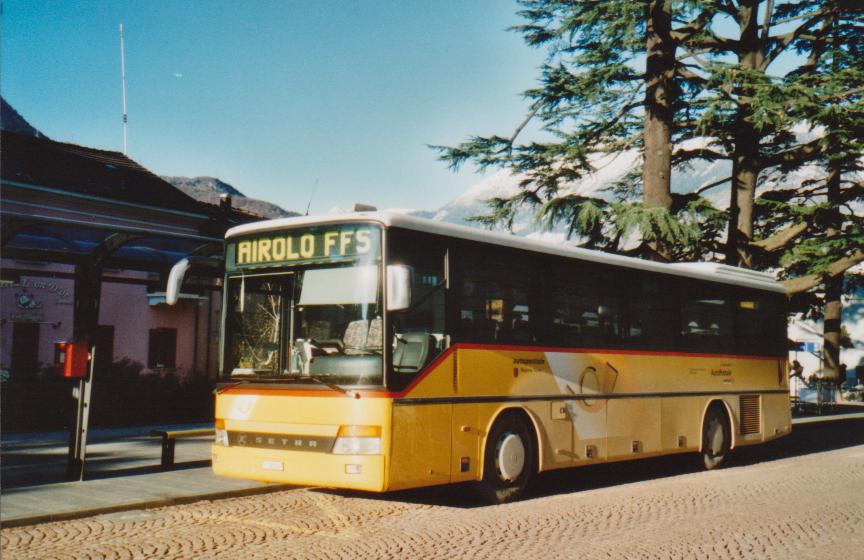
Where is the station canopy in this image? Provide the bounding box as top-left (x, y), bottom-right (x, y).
top-left (1, 131), bottom-right (252, 272)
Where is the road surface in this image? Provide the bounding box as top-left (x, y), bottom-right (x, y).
top-left (3, 418), bottom-right (863, 559)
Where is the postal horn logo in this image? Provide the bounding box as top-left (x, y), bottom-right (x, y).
top-left (15, 291), bottom-right (41, 310)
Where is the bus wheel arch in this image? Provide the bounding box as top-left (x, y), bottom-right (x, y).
top-left (477, 407), bottom-right (538, 504)
top-left (700, 400), bottom-right (733, 470)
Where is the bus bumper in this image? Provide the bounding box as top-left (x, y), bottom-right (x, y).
top-left (211, 445), bottom-right (386, 492)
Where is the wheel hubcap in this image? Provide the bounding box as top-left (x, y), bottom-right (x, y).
top-left (496, 433), bottom-right (525, 482)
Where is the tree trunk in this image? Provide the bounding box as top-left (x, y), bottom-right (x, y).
top-left (822, 165), bottom-right (843, 381)
top-left (728, 133), bottom-right (759, 268)
top-left (823, 278), bottom-right (843, 381)
top-left (643, 0), bottom-right (675, 261)
top-left (725, 0), bottom-right (763, 268)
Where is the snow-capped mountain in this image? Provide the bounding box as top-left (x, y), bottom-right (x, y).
top-left (427, 132), bottom-right (845, 237)
top-left (420, 143), bottom-right (862, 369)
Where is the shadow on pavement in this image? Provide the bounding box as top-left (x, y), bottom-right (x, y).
top-left (325, 417), bottom-right (864, 509)
top-left (1, 434), bottom-right (214, 489)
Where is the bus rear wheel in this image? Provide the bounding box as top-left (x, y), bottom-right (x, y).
top-left (477, 413), bottom-right (534, 504)
top-left (701, 405), bottom-right (731, 470)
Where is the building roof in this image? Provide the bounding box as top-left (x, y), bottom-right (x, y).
top-left (226, 211), bottom-right (786, 294)
top-left (1, 131), bottom-right (210, 217)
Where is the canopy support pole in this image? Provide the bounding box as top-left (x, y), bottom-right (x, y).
top-left (66, 263), bottom-right (102, 481)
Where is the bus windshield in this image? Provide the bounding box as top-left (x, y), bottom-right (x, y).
top-left (223, 264), bottom-right (384, 386)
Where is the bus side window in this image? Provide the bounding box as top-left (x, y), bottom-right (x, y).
top-left (624, 274), bottom-right (679, 351)
top-left (547, 263), bottom-right (623, 348)
top-left (387, 229), bottom-right (447, 388)
top-left (679, 287), bottom-right (734, 353)
top-left (456, 250), bottom-right (538, 345)
top-left (735, 294), bottom-right (784, 356)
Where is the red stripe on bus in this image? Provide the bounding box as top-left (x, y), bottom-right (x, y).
top-left (220, 343), bottom-right (781, 399)
top-left (363, 344), bottom-right (461, 399)
top-left (454, 342), bottom-right (784, 361)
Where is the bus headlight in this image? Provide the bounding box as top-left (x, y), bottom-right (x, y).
top-left (332, 425), bottom-right (381, 455)
top-left (214, 420), bottom-right (229, 447)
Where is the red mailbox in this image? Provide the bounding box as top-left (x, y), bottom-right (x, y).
top-left (54, 340), bottom-right (90, 379)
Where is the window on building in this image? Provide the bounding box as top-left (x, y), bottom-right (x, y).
top-left (11, 323), bottom-right (40, 381)
top-left (148, 328), bottom-right (177, 369)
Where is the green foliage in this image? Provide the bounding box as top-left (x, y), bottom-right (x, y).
top-left (434, 0), bottom-right (864, 292)
top-left (537, 195), bottom-right (609, 247)
top-left (840, 325), bottom-right (853, 349)
top-left (755, 1), bottom-right (864, 295)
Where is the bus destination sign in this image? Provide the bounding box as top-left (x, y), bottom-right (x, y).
top-left (230, 225), bottom-right (379, 268)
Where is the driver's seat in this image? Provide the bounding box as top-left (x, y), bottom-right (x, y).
top-left (393, 332), bottom-right (434, 374)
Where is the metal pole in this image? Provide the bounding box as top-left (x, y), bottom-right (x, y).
top-left (67, 346), bottom-right (96, 481)
top-left (67, 262), bottom-right (102, 480)
top-left (120, 23), bottom-right (128, 155)
top-left (67, 377), bottom-right (86, 480)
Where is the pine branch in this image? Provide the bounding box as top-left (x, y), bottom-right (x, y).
top-left (710, 0), bottom-right (739, 18)
top-left (675, 66), bottom-right (708, 85)
top-left (782, 249), bottom-right (864, 294)
top-left (828, 85), bottom-right (864, 100)
top-left (672, 147), bottom-right (728, 162)
top-left (771, 9), bottom-right (826, 27)
top-left (686, 31), bottom-right (737, 51)
top-left (676, 45), bottom-right (710, 70)
top-left (670, 8), bottom-right (717, 40)
top-left (762, 12), bottom-right (825, 71)
top-left (760, 0), bottom-right (774, 43)
top-left (765, 138), bottom-right (822, 168)
top-left (694, 175), bottom-right (731, 196)
top-left (509, 108), bottom-right (538, 146)
top-left (750, 221), bottom-right (809, 253)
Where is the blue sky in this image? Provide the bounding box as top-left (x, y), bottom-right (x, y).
top-left (2, 1), bottom-right (544, 213)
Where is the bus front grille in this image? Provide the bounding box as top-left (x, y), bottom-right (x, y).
top-left (739, 395), bottom-right (761, 435)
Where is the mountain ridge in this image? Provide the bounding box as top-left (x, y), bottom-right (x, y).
top-left (1, 96), bottom-right (48, 139)
top-left (161, 175), bottom-right (298, 219)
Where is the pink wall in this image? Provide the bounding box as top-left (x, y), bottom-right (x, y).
top-left (1, 259), bottom-right (222, 380)
top-left (0, 262), bottom-right (75, 378)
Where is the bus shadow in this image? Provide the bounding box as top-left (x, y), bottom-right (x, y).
top-left (326, 417), bottom-right (864, 509)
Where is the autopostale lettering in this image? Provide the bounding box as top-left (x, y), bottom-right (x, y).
top-left (236, 228), bottom-right (374, 265)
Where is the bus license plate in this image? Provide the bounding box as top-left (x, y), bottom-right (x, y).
top-left (261, 460), bottom-right (284, 471)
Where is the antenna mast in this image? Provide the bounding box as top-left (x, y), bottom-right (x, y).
top-left (305, 178), bottom-right (319, 215)
top-left (120, 23), bottom-right (128, 155)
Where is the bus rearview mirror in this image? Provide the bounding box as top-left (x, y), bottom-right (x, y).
top-left (166, 256), bottom-right (223, 305)
top-left (166, 258), bottom-right (192, 305)
top-left (387, 265), bottom-right (413, 311)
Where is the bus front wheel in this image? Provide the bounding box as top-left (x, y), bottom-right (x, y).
top-left (478, 413), bottom-right (535, 504)
top-left (701, 404), bottom-right (731, 470)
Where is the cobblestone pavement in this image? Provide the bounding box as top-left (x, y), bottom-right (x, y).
top-left (3, 443), bottom-right (863, 559)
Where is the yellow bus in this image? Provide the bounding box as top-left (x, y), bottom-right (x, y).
top-left (208, 211), bottom-right (790, 503)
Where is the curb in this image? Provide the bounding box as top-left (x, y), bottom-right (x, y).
top-left (792, 412), bottom-right (864, 425)
top-left (1, 483), bottom-right (296, 529)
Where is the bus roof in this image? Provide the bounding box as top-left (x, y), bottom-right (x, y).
top-left (225, 211), bottom-right (786, 294)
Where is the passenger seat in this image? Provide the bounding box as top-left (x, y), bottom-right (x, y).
top-left (393, 332), bottom-right (434, 374)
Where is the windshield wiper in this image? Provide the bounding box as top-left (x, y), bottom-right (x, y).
top-left (306, 375), bottom-right (359, 398)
